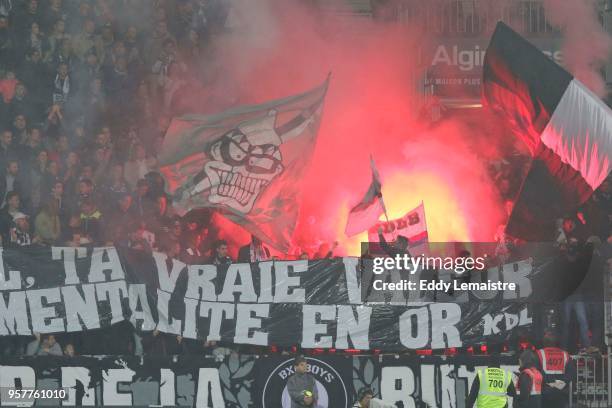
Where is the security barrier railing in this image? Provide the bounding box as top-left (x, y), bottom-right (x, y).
top-left (572, 354), bottom-right (610, 408)
top-left (393, 0), bottom-right (562, 35)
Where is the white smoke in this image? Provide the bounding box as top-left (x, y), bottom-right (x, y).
top-left (542, 0), bottom-right (612, 96)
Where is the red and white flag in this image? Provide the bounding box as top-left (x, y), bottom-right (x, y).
top-left (368, 202), bottom-right (429, 252)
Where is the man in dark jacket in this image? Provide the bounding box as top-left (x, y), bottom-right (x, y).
top-left (237, 234), bottom-right (270, 263)
top-left (0, 191), bottom-right (22, 243)
top-left (78, 199), bottom-right (104, 245)
top-left (287, 356), bottom-right (317, 408)
top-left (0, 159), bottom-right (24, 206)
top-left (208, 239), bottom-right (232, 267)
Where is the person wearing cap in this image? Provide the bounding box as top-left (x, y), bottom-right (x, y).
top-left (537, 333), bottom-right (573, 408)
top-left (515, 349), bottom-right (543, 408)
top-left (10, 211), bottom-right (34, 246)
top-left (287, 355), bottom-right (317, 407)
top-left (467, 343), bottom-right (515, 408)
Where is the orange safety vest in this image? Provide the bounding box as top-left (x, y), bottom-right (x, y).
top-left (537, 347), bottom-right (570, 375)
top-left (517, 368), bottom-right (543, 395)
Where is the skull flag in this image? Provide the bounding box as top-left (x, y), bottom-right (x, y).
top-left (158, 78), bottom-right (329, 251)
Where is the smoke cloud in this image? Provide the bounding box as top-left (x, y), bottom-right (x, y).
top-left (542, 0), bottom-right (611, 96)
top-left (187, 0), bottom-right (522, 256)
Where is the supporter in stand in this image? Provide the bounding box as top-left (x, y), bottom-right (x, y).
top-left (34, 198), bottom-right (60, 244)
top-left (353, 388), bottom-right (396, 408)
top-left (238, 234), bottom-right (270, 263)
top-left (26, 333), bottom-right (62, 356)
top-left (180, 230), bottom-right (204, 263)
top-left (78, 199), bottom-right (103, 244)
top-left (208, 239), bottom-right (232, 266)
top-left (131, 177), bottom-right (151, 218)
top-left (10, 211), bottom-right (34, 246)
top-left (63, 343), bottom-right (76, 357)
top-left (0, 190), bottom-right (22, 241)
top-left (0, 159), bottom-right (25, 207)
top-left (314, 241), bottom-right (338, 259)
top-left (123, 219), bottom-right (153, 252)
top-left (376, 225), bottom-right (410, 257)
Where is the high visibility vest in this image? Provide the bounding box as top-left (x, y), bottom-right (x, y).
top-left (476, 367), bottom-right (512, 408)
top-left (537, 347), bottom-right (570, 375)
top-left (517, 367), bottom-right (543, 395)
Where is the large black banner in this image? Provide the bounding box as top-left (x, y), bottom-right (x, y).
top-left (0, 354), bottom-right (525, 407)
top-left (0, 245), bottom-right (598, 350)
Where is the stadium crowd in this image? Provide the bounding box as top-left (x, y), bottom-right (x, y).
top-left (0, 0), bottom-right (233, 254)
top-left (0, 0), bottom-right (610, 360)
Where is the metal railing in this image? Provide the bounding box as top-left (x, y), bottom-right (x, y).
top-left (393, 0), bottom-right (562, 36)
top-left (572, 354), bottom-right (609, 407)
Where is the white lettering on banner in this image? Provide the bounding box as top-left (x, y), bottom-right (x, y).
top-left (399, 307), bottom-right (429, 348)
top-left (483, 313), bottom-right (503, 335)
top-left (199, 302), bottom-right (235, 342)
top-left (483, 307), bottom-right (532, 336)
top-left (273, 260), bottom-right (306, 303)
top-left (420, 364), bottom-right (435, 406)
top-left (502, 259), bottom-right (533, 299)
top-left (342, 257), bottom-right (362, 304)
top-left (53, 247), bottom-right (87, 285)
top-left (88, 247), bottom-right (125, 283)
top-left (195, 368), bottom-right (225, 408)
top-left (103, 368), bottom-right (135, 406)
top-left (302, 305), bottom-right (336, 348)
top-left (127, 284), bottom-right (156, 331)
top-left (185, 265), bottom-right (217, 301)
top-left (234, 303), bottom-right (269, 345)
top-left (0, 248), bottom-right (22, 290)
top-left (258, 261), bottom-right (274, 303)
top-left (160, 369), bottom-right (176, 407)
top-left (301, 305), bottom-right (371, 349)
top-left (182, 297), bottom-right (199, 339)
top-left (61, 367), bottom-right (95, 406)
top-left (152, 252), bottom-right (186, 293)
top-left (62, 284), bottom-right (101, 331)
top-left (505, 312), bottom-right (519, 331)
top-left (399, 304), bottom-right (462, 349)
top-left (0, 366), bottom-right (36, 407)
top-left (0, 290), bottom-right (30, 335)
top-left (26, 287), bottom-right (65, 333)
top-left (95, 281), bottom-right (128, 324)
top-left (0, 360), bottom-right (528, 407)
top-left (335, 306), bottom-right (371, 350)
top-left (156, 289), bottom-right (182, 335)
top-left (439, 364), bottom-right (457, 408)
top-left (430, 303), bottom-right (461, 348)
top-left (381, 367), bottom-right (417, 408)
top-left (0, 249), bottom-right (541, 351)
top-left (218, 264), bottom-right (257, 303)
